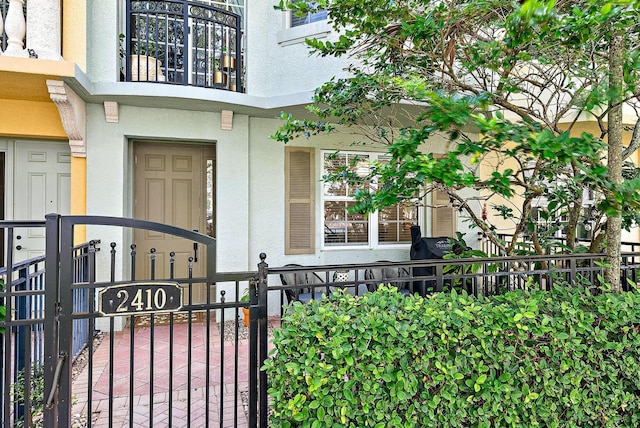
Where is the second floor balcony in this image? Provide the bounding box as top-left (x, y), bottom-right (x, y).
top-left (123, 0), bottom-right (244, 93)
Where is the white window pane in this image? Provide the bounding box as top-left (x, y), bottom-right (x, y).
top-left (324, 201), bottom-right (369, 245)
top-left (322, 151), bottom-right (404, 248)
top-left (378, 203), bottom-right (416, 243)
top-left (291, 1), bottom-right (327, 27)
top-left (323, 153), bottom-right (347, 197)
top-left (347, 222), bottom-right (369, 244)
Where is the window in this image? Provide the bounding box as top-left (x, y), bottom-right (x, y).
top-left (322, 151), bottom-right (417, 248)
top-left (291, 1), bottom-right (328, 27)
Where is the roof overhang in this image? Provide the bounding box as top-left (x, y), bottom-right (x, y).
top-left (0, 57), bottom-right (76, 102)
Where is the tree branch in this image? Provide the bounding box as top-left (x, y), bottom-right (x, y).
top-left (622, 118), bottom-right (640, 160)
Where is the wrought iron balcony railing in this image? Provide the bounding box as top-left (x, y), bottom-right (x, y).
top-left (124, 0), bottom-right (243, 92)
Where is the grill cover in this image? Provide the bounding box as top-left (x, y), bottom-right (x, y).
top-left (409, 225), bottom-right (452, 295)
top-left (410, 225), bottom-right (451, 260)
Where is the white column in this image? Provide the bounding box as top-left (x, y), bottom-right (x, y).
top-left (2, 0), bottom-right (27, 57)
top-left (26, 0), bottom-right (62, 59)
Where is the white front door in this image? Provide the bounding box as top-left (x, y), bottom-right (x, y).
top-left (13, 140), bottom-right (71, 261)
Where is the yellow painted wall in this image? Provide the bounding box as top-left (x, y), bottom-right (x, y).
top-left (566, 122), bottom-right (640, 243)
top-left (71, 157), bottom-right (87, 242)
top-left (477, 140), bottom-right (524, 234)
top-left (62, 0), bottom-right (87, 72)
top-left (563, 122), bottom-right (638, 163)
top-left (0, 99), bottom-right (66, 139)
top-left (480, 120), bottom-right (640, 239)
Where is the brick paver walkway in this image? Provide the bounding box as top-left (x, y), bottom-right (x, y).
top-left (71, 316), bottom-right (274, 427)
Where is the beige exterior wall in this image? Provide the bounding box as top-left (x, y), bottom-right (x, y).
top-left (480, 120), bottom-right (640, 244)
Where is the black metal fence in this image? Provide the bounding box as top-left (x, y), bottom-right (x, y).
top-left (41, 215), bottom-right (258, 428)
top-left (482, 233), bottom-right (640, 256)
top-left (251, 251), bottom-right (640, 426)
top-left (124, 0), bottom-right (243, 91)
top-left (4, 214), bottom-right (640, 428)
top-left (262, 253), bottom-right (640, 308)
top-left (0, 215), bottom-right (263, 428)
top-left (0, 219), bottom-right (98, 427)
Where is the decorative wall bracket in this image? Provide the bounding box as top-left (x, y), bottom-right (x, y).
top-left (47, 80), bottom-right (86, 157)
top-left (104, 101), bottom-right (119, 123)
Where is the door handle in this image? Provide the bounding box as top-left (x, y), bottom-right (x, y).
top-left (16, 245), bottom-right (23, 250)
top-left (193, 230), bottom-right (198, 262)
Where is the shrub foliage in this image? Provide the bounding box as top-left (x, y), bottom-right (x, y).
top-left (264, 285), bottom-right (640, 427)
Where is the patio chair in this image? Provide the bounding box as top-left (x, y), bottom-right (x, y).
top-left (280, 264), bottom-right (328, 304)
top-left (364, 262), bottom-right (411, 295)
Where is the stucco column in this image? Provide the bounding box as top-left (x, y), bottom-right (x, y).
top-left (71, 158), bottom-right (87, 243)
top-left (26, 0), bottom-right (62, 59)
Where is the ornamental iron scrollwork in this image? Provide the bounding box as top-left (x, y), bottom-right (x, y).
top-left (126, 0), bottom-right (243, 91)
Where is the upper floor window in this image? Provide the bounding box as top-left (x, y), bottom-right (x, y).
top-left (322, 151), bottom-right (416, 248)
top-left (291, 1), bottom-right (327, 27)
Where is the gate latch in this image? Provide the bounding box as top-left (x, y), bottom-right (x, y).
top-left (45, 352), bottom-right (67, 408)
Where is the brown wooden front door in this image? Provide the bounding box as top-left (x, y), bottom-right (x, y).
top-left (133, 141), bottom-right (215, 303)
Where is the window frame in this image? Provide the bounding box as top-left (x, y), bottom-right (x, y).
top-left (277, 1), bottom-right (331, 46)
top-left (321, 150), bottom-right (418, 250)
top-left (290, 1), bottom-right (328, 27)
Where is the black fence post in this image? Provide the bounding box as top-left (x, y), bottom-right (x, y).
top-left (248, 273), bottom-right (258, 427)
top-left (251, 253), bottom-right (269, 428)
top-left (43, 214), bottom-right (61, 427)
top-left (55, 216), bottom-right (75, 427)
top-left (435, 264), bottom-right (444, 292)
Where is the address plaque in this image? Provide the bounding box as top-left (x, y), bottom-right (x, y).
top-left (98, 282), bottom-right (183, 316)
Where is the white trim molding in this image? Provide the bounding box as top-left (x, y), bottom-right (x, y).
top-left (277, 20), bottom-right (331, 46)
top-left (47, 80), bottom-right (87, 157)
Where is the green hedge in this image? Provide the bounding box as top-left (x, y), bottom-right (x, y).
top-left (264, 284), bottom-right (640, 427)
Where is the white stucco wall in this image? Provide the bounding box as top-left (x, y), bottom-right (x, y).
top-left (87, 1), bottom-right (351, 99)
top-left (245, 3), bottom-right (352, 98)
top-left (82, 1), bottom-right (481, 322)
top-left (86, 102), bottom-right (253, 324)
top-left (85, 104), bottom-right (479, 319)
top-left (86, 102), bottom-right (251, 271)
top-left (87, 0), bottom-right (120, 82)
top-left (249, 117), bottom-right (481, 266)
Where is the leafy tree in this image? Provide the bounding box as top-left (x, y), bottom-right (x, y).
top-left (273, 0), bottom-right (640, 288)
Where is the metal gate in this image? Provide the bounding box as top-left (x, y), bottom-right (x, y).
top-left (1, 214), bottom-right (267, 427)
